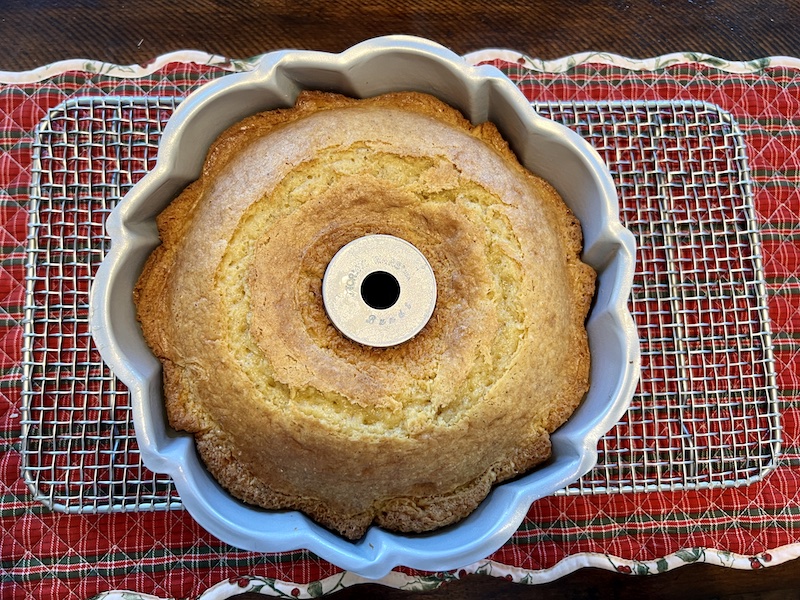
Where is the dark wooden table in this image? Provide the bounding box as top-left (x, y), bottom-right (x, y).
top-left (1, 0), bottom-right (798, 69)
top-left (3, 1), bottom-right (798, 598)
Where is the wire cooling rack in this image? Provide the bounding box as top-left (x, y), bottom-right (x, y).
top-left (20, 96), bottom-right (779, 512)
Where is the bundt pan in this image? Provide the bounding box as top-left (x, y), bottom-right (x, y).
top-left (90, 36), bottom-right (639, 578)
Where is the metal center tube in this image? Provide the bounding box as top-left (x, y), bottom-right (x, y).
top-left (322, 234), bottom-right (437, 347)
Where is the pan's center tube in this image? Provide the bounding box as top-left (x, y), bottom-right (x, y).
top-left (322, 234), bottom-right (437, 347)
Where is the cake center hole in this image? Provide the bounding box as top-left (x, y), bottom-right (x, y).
top-left (361, 271), bottom-right (400, 310)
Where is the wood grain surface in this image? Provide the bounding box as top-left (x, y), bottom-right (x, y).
top-left (3, 1), bottom-right (798, 598)
top-left (0, 0), bottom-right (798, 70)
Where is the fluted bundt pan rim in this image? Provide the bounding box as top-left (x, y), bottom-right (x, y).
top-left (89, 35), bottom-right (639, 579)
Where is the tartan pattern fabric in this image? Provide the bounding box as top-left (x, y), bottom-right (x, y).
top-left (0, 58), bottom-right (798, 599)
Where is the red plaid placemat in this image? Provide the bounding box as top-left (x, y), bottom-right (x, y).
top-left (1, 53), bottom-right (798, 599)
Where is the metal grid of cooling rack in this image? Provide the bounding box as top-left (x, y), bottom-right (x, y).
top-left (20, 96), bottom-right (779, 513)
top-left (545, 100), bottom-right (780, 495)
top-left (21, 97), bottom-right (181, 512)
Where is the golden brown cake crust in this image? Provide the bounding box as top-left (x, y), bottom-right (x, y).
top-left (134, 91), bottom-right (595, 539)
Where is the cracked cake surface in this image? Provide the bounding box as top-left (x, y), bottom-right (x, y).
top-left (134, 90), bottom-right (595, 539)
